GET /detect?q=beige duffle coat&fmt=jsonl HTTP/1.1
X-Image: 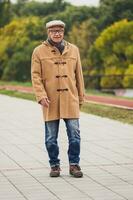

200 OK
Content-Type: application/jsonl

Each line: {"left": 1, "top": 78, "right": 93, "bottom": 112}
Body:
{"left": 31, "top": 40, "right": 85, "bottom": 121}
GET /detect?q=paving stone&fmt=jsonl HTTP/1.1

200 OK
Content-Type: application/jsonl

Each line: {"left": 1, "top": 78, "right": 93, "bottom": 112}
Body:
{"left": 0, "top": 94, "right": 133, "bottom": 200}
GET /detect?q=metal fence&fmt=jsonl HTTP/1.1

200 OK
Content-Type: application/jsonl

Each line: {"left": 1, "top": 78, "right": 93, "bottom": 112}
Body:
{"left": 84, "top": 74, "right": 133, "bottom": 89}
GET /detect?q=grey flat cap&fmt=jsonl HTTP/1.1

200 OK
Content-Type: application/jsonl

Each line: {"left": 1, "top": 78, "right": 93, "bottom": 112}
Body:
{"left": 46, "top": 20, "right": 65, "bottom": 29}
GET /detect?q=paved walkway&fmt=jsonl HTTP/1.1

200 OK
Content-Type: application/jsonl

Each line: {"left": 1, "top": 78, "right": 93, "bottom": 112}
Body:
{"left": 0, "top": 94, "right": 133, "bottom": 200}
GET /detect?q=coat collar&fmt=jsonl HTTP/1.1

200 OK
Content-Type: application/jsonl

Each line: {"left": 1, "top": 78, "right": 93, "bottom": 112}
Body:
{"left": 42, "top": 40, "right": 70, "bottom": 55}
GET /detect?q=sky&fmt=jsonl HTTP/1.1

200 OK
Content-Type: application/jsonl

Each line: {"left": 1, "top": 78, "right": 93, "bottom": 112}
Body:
{"left": 11, "top": 0, "right": 100, "bottom": 7}
{"left": 45, "top": 0, "right": 100, "bottom": 7}
{"left": 62, "top": 0, "right": 99, "bottom": 6}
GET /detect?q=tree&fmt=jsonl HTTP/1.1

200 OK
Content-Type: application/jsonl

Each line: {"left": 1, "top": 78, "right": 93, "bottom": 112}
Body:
{"left": 98, "top": 0, "right": 133, "bottom": 30}
{"left": 90, "top": 19, "right": 133, "bottom": 89}
{"left": 0, "top": 0, "right": 13, "bottom": 27}
{"left": 68, "top": 18, "right": 98, "bottom": 69}
{"left": 12, "top": 0, "right": 70, "bottom": 18}
{"left": 100, "top": 0, "right": 115, "bottom": 6}
{"left": 0, "top": 16, "right": 44, "bottom": 81}
{"left": 123, "top": 64, "right": 133, "bottom": 88}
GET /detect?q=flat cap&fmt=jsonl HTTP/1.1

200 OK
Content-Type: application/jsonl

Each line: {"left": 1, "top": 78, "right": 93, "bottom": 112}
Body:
{"left": 46, "top": 20, "right": 65, "bottom": 29}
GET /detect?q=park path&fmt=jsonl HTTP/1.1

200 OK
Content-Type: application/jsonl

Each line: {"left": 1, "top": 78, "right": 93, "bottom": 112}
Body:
{"left": 0, "top": 94, "right": 133, "bottom": 200}
{"left": 85, "top": 95, "right": 133, "bottom": 109}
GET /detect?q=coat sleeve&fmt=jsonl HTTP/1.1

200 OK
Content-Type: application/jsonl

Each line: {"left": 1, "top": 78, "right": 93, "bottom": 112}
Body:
{"left": 31, "top": 48, "right": 47, "bottom": 103}
{"left": 75, "top": 47, "right": 85, "bottom": 105}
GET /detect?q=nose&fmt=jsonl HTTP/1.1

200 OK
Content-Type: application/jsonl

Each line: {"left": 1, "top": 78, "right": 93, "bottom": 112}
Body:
{"left": 55, "top": 32, "right": 60, "bottom": 35}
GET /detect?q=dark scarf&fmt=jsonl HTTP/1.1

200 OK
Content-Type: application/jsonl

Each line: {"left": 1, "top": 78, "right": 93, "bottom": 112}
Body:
{"left": 47, "top": 38, "right": 65, "bottom": 54}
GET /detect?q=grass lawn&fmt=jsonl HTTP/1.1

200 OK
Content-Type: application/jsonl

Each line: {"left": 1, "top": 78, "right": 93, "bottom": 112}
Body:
{"left": 0, "top": 90, "right": 36, "bottom": 101}
{"left": 0, "top": 89, "right": 133, "bottom": 125}
{"left": 81, "top": 102, "right": 133, "bottom": 125}
{"left": 0, "top": 80, "right": 32, "bottom": 87}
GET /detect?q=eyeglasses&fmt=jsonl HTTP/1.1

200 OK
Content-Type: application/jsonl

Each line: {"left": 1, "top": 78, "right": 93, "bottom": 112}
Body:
{"left": 49, "top": 29, "right": 64, "bottom": 34}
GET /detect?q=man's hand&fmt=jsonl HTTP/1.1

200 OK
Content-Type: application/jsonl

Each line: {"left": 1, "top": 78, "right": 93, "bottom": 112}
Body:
{"left": 39, "top": 97, "right": 50, "bottom": 107}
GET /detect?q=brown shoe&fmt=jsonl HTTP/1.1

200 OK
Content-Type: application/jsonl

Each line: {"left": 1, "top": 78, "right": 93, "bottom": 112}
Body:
{"left": 50, "top": 166, "right": 61, "bottom": 177}
{"left": 69, "top": 165, "right": 83, "bottom": 178}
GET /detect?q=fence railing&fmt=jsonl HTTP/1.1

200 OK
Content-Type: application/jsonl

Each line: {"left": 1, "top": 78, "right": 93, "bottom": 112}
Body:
{"left": 83, "top": 74, "right": 133, "bottom": 89}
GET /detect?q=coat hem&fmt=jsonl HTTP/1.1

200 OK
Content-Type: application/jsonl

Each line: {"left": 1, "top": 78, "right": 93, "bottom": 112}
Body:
{"left": 44, "top": 116, "right": 80, "bottom": 122}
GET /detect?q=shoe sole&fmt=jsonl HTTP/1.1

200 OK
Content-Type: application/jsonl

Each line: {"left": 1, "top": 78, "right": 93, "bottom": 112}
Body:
{"left": 50, "top": 173, "right": 60, "bottom": 177}
{"left": 70, "top": 172, "right": 83, "bottom": 178}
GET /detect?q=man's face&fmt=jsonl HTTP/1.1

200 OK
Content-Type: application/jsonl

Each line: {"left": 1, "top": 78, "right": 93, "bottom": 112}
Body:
{"left": 47, "top": 26, "right": 64, "bottom": 43}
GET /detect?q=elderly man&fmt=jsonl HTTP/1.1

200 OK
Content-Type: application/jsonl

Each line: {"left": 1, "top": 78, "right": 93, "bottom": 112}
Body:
{"left": 31, "top": 20, "right": 85, "bottom": 178}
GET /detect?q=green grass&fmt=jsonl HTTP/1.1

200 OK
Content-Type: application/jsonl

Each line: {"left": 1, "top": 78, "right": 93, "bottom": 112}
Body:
{"left": 0, "top": 81, "right": 32, "bottom": 87}
{"left": 0, "top": 89, "right": 133, "bottom": 125}
{"left": 81, "top": 102, "right": 133, "bottom": 125}
{"left": 0, "top": 90, "right": 36, "bottom": 101}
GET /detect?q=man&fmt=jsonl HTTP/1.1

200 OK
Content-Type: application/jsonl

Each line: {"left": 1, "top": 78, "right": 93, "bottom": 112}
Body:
{"left": 31, "top": 20, "right": 85, "bottom": 178}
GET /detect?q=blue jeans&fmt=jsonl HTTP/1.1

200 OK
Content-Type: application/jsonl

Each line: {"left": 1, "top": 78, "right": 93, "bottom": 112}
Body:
{"left": 44, "top": 119, "right": 81, "bottom": 167}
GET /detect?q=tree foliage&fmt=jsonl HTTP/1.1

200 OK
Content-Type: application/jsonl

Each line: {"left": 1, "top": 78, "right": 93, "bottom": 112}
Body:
{"left": 0, "top": 0, "right": 133, "bottom": 89}
{"left": 0, "top": 0, "right": 13, "bottom": 27}
{"left": 98, "top": 0, "right": 133, "bottom": 31}
{"left": 0, "top": 16, "right": 44, "bottom": 81}
{"left": 68, "top": 18, "right": 98, "bottom": 69}
{"left": 91, "top": 19, "right": 133, "bottom": 88}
